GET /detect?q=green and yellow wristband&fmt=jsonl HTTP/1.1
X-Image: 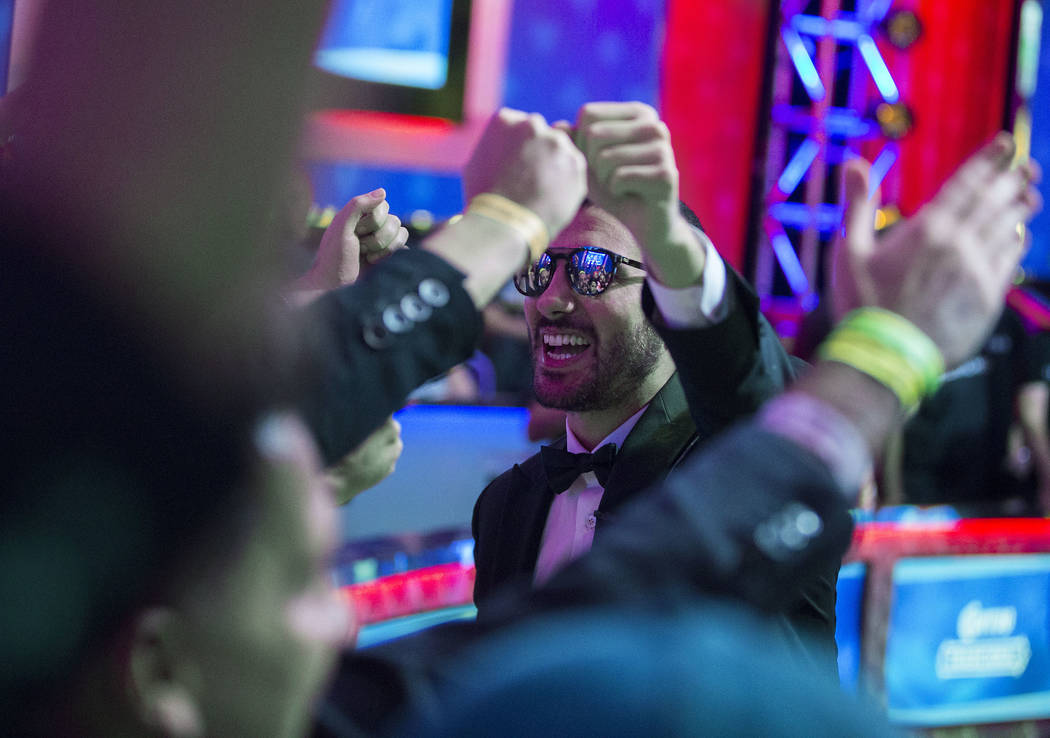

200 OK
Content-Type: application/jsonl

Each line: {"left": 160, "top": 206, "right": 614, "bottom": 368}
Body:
{"left": 817, "top": 307, "right": 944, "bottom": 411}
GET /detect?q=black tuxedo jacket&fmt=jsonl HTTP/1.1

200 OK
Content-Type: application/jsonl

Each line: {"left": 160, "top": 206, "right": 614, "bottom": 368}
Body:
{"left": 471, "top": 266, "right": 842, "bottom": 672}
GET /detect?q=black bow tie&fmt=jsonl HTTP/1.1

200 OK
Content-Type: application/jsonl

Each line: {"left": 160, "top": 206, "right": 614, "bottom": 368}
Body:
{"left": 540, "top": 443, "right": 618, "bottom": 494}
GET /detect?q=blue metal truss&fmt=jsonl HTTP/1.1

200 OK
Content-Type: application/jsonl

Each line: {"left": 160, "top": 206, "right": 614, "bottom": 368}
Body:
{"left": 759, "top": 0, "right": 906, "bottom": 307}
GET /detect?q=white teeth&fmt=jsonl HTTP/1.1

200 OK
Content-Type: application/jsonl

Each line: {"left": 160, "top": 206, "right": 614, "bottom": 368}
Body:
{"left": 542, "top": 333, "right": 590, "bottom": 348}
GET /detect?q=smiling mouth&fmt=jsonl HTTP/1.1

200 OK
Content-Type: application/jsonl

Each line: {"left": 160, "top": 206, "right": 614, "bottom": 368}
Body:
{"left": 540, "top": 331, "right": 592, "bottom": 365}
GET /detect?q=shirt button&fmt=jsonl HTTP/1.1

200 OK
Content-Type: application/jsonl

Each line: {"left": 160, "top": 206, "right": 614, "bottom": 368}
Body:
{"left": 585, "top": 514, "right": 597, "bottom": 530}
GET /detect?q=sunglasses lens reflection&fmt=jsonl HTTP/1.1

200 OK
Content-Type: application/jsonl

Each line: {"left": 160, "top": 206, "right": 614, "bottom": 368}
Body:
{"left": 513, "top": 252, "right": 552, "bottom": 296}
{"left": 512, "top": 249, "right": 618, "bottom": 297}
{"left": 570, "top": 249, "right": 615, "bottom": 296}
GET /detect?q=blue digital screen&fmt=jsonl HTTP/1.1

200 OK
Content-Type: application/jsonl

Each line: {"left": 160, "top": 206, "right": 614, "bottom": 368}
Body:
{"left": 0, "top": 0, "right": 13, "bottom": 96}
{"left": 338, "top": 404, "right": 541, "bottom": 540}
{"left": 1023, "top": 0, "right": 1050, "bottom": 278}
{"left": 885, "top": 554, "right": 1050, "bottom": 726}
{"left": 315, "top": 0, "right": 455, "bottom": 90}
{"left": 581, "top": 250, "right": 608, "bottom": 271}
{"left": 307, "top": 161, "right": 464, "bottom": 220}
{"left": 835, "top": 561, "right": 866, "bottom": 692}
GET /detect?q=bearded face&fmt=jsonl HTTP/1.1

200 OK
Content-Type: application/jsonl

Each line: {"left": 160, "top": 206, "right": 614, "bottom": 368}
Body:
{"left": 525, "top": 206, "right": 671, "bottom": 414}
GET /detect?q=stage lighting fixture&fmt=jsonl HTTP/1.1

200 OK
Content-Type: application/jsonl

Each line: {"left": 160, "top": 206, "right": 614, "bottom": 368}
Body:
{"left": 875, "top": 102, "right": 914, "bottom": 139}
{"left": 883, "top": 10, "right": 922, "bottom": 50}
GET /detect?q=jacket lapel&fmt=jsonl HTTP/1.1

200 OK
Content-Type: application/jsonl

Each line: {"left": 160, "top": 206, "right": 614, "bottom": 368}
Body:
{"left": 596, "top": 373, "right": 696, "bottom": 519}
{"left": 490, "top": 440, "right": 562, "bottom": 587}
{"left": 490, "top": 374, "right": 697, "bottom": 579}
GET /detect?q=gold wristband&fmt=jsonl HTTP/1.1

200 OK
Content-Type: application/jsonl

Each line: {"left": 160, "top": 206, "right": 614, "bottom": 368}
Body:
{"left": 466, "top": 193, "right": 549, "bottom": 263}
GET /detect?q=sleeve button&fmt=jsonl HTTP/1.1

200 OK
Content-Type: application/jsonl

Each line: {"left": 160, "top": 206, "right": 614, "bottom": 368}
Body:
{"left": 363, "top": 317, "right": 394, "bottom": 349}
{"left": 400, "top": 293, "right": 432, "bottom": 322}
{"left": 382, "top": 305, "right": 413, "bottom": 334}
{"left": 418, "top": 278, "right": 450, "bottom": 307}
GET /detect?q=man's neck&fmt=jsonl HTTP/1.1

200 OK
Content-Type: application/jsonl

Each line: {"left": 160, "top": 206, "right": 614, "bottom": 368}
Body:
{"left": 563, "top": 355, "right": 676, "bottom": 450}
{"left": 566, "top": 406, "right": 644, "bottom": 451}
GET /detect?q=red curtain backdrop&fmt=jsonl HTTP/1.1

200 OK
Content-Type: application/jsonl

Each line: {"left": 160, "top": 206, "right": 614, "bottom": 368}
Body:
{"left": 879, "top": 0, "right": 1017, "bottom": 216}
{"left": 661, "top": 0, "right": 772, "bottom": 270}
{"left": 662, "top": 0, "right": 1019, "bottom": 269}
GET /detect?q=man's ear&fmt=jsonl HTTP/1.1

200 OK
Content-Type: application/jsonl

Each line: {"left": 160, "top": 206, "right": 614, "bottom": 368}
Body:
{"left": 126, "top": 607, "right": 204, "bottom": 737}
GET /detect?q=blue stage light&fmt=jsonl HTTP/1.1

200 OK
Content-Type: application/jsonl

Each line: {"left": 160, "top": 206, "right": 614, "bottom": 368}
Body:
{"left": 858, "top": 34, "right": 900, "bottom": 103}
{"left": 783, "top": 26, "right": 826, "bottom": 101}
{"left": 869, "top": 144, "right": 899, "bottom": 196}
{"left": 771, "top": 230, "right": 811, "bottom": 296}
{"left": 778, "top": 138, "right": 821, "bottom": 194}
{"left": 770, "top": 202, "right": 845, "bottom": 232}
{"left": 860, "top": 0, "right": 894, "bottom": 25}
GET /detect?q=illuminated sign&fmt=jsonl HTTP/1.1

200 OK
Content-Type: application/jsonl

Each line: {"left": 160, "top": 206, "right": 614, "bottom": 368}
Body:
{"left": 886, "top": 555, "right": 1050, "bottom": 726}
{"left": 580, "top": 251, "right": 609, "bottom": 271}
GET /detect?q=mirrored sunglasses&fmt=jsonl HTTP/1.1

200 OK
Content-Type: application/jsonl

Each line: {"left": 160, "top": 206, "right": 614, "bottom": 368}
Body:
{"left": 513, "top": 246, "right": 646, "bottom": 297}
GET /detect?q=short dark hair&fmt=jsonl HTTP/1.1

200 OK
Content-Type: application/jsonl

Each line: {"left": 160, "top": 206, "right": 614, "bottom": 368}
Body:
{"left": 579, "top": 198, "right": 706, "bottom": 233}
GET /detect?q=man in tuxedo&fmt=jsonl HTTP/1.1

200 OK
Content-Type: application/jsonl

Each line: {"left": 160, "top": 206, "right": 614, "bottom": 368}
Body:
{"left": 10, "top": 1, "right": 1040, "bottom": 735}
{"left": 470, "top": 102, "right": 838, "bottom": 670}
{"left": 7, "top": 18, "right": 1037, "bottom": 726}
{"left": 323, "top": 134, "right": 1041, "bottom": 736}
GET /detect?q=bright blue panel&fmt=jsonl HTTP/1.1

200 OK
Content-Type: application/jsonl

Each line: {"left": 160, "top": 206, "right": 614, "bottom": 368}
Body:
{"left": 501, "top": 0, "right": 666, "bottom": 123}
{"left": 835, "top": 561, "right": 866, "bottom": 692}
{"left": 307, "top": 161, "right": 464, "bottom": 221}
{"left": 316, "top": 0, "right": 454, "bottom": 90}
{"left": 1024, "top": 0, "right": 1050, "bottom": 279}
{"left": 357, "top": 604, "right": 478, "bottom": 648}
{"left": 339, "top": 405, "right": 541, "bottom": 541}
{"left": 886, "top": 554, "right": 1050, "bottom": 726}
{"left": 0, "top": 0, "right": 13, "bottom": 96}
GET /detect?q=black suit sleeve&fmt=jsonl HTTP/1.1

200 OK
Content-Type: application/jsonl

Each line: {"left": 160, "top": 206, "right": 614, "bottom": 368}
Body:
{"left": 642, "top": 263, "right": 802, "bottom": 438}
{"left": 643, "top": 261, "right": 839, "bottom": 672}
{"left": 296, "top": 248, "right": 483, "bottom": 466}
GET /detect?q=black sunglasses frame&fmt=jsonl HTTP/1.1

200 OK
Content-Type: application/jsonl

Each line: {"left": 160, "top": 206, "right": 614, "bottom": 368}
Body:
{"left": 513, "top": 246, "right": 646, "bottom": 298}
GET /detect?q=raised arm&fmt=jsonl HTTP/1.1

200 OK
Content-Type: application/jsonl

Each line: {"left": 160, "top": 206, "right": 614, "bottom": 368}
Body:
{"left": 509, "top": 134, "right": 1042, "bottom": 616}
{"left": 432, "top": 108, "right": 587, "bottom": 306}
{"left": 572, "top": 101, "right": 707, "bottom": 287}
{"left": 573, "top": 101, "right": 800, "bottom": 432}
{"left": 297, "top": 110, "right": 586, "bottom": 462}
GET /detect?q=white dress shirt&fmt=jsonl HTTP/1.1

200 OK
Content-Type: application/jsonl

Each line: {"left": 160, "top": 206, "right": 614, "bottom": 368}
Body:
{"left": 533, "top": 231, "right": 728, "bottom": 585}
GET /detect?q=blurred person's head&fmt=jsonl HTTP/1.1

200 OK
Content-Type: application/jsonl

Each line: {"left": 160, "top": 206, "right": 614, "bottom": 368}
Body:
{"left": 2, "top": 222, "right": 346, "bottom": 737}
